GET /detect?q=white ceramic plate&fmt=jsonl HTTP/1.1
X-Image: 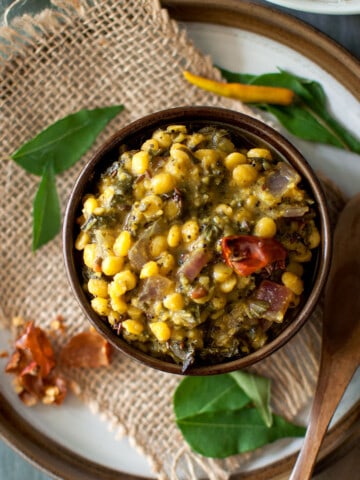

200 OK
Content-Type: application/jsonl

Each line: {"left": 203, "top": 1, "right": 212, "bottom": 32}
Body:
{"left": 263, "top": 0, "right": 360, "bottom": 14}
{"left": 1, "top": 12, "right": 360, "bottom": 480}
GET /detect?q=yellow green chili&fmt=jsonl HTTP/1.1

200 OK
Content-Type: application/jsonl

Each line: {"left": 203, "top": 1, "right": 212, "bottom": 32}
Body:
{"left": 183, "top": 70, "right": 295, "bottom": 105}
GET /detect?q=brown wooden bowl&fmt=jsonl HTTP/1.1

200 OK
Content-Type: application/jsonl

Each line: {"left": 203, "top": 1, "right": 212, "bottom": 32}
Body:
{"left": 63, "top": 106, "right": 331, "bottom": 375}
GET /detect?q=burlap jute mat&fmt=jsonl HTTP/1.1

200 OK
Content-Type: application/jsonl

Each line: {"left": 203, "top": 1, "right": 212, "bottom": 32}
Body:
{"left": 0, "top": 1, "right": 345, "bottom": 479}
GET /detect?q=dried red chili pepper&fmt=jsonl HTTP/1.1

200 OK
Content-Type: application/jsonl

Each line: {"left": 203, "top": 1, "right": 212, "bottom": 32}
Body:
{"left": 15, "top": 321, "right": 55, "bottom": 377}
{"left": 60, "top": 330, "right": 112, "bottom": 368}
{"left": 5, "top": 321, "right": 66, "bottom": 406}
{"left": 221, "top": 235, "right": 287, "bottom": 276}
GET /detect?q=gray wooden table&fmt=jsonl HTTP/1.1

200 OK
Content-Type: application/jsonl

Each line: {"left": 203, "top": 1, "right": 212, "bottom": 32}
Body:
{"left": 1, "top": 1, "right": 359, "bottom": 479}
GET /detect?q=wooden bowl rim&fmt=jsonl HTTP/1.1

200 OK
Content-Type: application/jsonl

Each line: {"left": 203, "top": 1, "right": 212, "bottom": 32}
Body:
{"left": 63, "top": 106, "right": 332, "bottom": 375}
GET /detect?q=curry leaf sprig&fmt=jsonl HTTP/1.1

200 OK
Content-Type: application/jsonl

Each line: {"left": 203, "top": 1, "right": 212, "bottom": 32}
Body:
{"left": 173, "top": 371, "right": 305, "bottom": 458}
{"left": 11, "top": 106, "right": 124, "bottom": 251}
{"left": 219, "top": 68, "right": 360, "bottom": 154}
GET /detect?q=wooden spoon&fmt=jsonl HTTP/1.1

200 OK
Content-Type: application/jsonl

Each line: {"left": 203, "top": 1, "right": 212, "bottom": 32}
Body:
{"left": 289, "top": 193, "right": 360, "bottom": 480}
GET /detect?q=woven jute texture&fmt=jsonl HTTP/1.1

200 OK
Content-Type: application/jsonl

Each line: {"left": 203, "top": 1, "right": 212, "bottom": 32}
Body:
{"left": 0, "top": 1, "right": 345, "bottom": 479}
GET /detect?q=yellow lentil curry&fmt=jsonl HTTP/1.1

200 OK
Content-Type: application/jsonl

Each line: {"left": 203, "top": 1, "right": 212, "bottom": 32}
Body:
{"left": 75, "top": 124, "right": 320, "bottom": 371}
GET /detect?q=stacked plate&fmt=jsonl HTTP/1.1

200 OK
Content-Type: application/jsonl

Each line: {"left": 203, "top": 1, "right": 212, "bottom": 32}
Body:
{"left": 264, "top": 0, "right": 360, "bottom": 14}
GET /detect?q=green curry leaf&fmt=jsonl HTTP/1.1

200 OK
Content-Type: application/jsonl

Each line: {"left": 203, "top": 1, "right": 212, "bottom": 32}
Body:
{"left": 176, "top": 408, "right": 305, "bottom": 458}
{"left": 174, "top": 375, "right": 250, "bottom": 420}
{"left": 174, "top": 372, "right": 305, "bottom": 458}
{"left": 11, "top": 105, "right": 124, "bottom": 250}
{"left": 229, "top": 370, "right": 272, "bottom": 427}
{"left": 11, "top": 105, "right": 124, "bottom": 176}
{"left": 32, "top": 162, "right": 61, "bottom": 251}
{"left": 219, "top": 68, "right": 360, "bottom": 154}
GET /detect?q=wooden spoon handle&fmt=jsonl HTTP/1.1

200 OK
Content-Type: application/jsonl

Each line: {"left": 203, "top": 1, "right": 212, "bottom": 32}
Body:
{"left": 291, "top": 194, "right": 360, "bottom": 480}
{"left": 289, "top": 348, "right": 357, "bottom": 480}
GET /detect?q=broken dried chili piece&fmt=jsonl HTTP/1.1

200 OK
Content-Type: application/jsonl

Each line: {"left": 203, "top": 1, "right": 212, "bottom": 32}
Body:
{"left": 15, "top": 321, "right": 55, "bottom": 377}
{"left": 60, "top": 330, "right": 112, "bottom": 368}
{"left": 4, "top": 319, "right": 114, "bottom": 407}
{"left": 221, "top": 235, "right": 287, "bottom": 276}
{"left": 4, "top": 349, "right": 23, "bottom": 374}
{"left": 5, "top": 321, "right": 66, "bottom": 406}
{"left": 190, "top": 285, "right": 208, "bottom": 300}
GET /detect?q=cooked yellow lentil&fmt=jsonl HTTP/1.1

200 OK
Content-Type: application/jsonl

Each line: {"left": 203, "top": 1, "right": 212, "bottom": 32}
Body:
{"left": 77, "top": 124, "right": 320, "bottom": 371}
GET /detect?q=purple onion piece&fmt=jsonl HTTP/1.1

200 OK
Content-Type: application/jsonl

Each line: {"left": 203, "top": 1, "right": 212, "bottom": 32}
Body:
{"left": 138, "top": 275, "right": 173, "bottom": 304}
{"left": 266, "top": 162, "right": 301, "bottom": 197}
{"left": 283, "top": 206, "right": 309, "bottom": 218}
{"left": 178, "top": 248, "right": 212, "bottom": 282}
{"left": 128, "top": 220, "right": 163, "bottom": 271}
{"left": 254, "top": 280, "right": 293, "bottom": 323}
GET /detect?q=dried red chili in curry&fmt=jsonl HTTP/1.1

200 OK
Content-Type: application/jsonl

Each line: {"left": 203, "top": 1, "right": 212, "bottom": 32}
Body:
{"left": 221, "top": 235, "right": 287, "bottom": 276}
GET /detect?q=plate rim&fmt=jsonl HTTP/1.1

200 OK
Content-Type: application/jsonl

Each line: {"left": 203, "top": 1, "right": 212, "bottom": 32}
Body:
{"left": 165, "top": 0, "right": 360, "bottom": 100}
{"left": 1, "top": 389, "right": 359, "bottom": 480}
{"left": 261, "top": 0, "right": 360, "bottom": 15}
{"left": 1, "top": 0, "right": 360, "bottom": 478}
